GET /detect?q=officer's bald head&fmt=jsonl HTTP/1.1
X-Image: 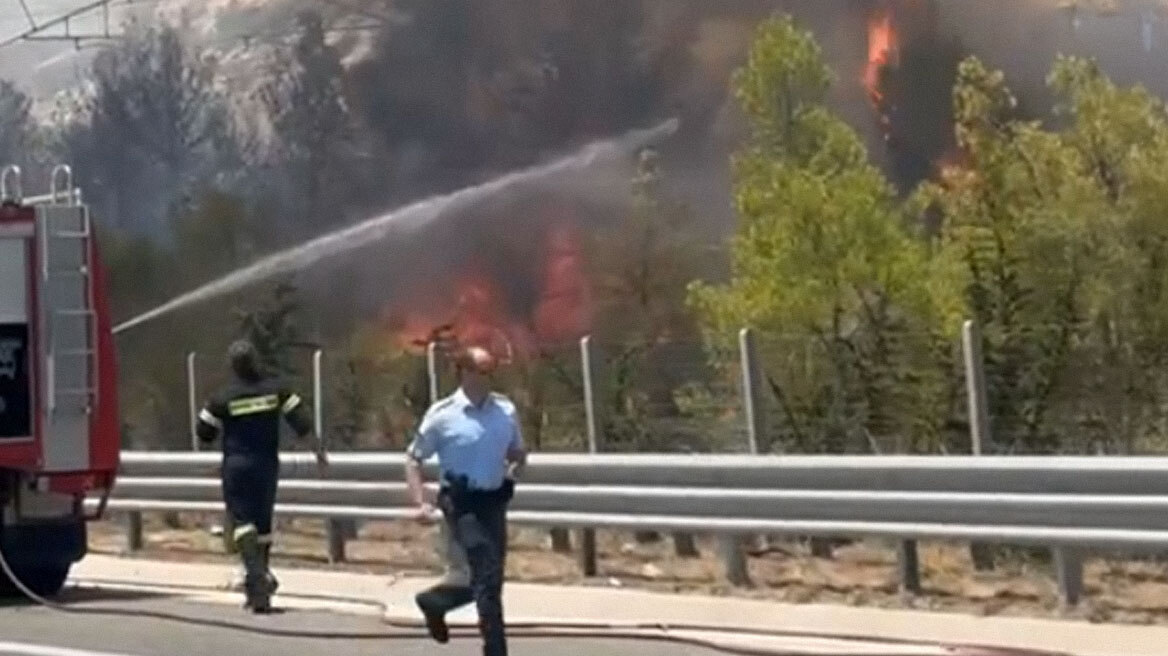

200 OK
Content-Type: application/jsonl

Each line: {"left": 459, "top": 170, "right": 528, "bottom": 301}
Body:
{"left": 454, "top": 346, "right": 498, "bottom": 405}
{"left": 455, "top": 345, "right": 497, "bottom": 376}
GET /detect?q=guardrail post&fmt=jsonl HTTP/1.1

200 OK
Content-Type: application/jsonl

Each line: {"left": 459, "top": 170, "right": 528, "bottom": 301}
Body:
{"left": 1054, "top": 547, "right": 1083, "bottom": 608}
{"left": 719, "top": 533, "right": 751, "bottom": 587}
{"left": 126, "top": 511, "right": 143, "bottom": 552}
{"left": 577, "top": 336, "right": 599, "bottom": 577}
{"left": 962, "top": 320, "right": 996, "bottom": 572}
{"left": 897, "top": 539, "right": 921, "bottom": 595}
{"left": 672, "top": 531, "right": 699, "bottom": 558}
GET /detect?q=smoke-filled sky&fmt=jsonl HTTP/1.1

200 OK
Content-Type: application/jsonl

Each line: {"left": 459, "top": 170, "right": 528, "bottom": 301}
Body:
{"left": 6, "top": 0, "right": 1168, "bottom": 352}
{"left": 6, "top": 1, "right": 1168, "bottom": 284}
{"left": 4, "top": 1, "right": 1167, "bottom": 101}
{"left": 7, "top": 0, "right": 1167, "bottom": 237}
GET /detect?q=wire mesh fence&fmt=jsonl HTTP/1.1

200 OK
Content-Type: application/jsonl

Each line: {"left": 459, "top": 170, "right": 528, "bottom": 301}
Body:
{"left": 168, "top": 320, "right": 1168, "bottom": 457}
{"left": 989, "top": 328, "right": 1168, "bottom": 456}
{"left": 498, "top": 341, "right": 588, "bottom": 453}
{"left": 751, "top": 329, "right": 968, "bottom": 455}
{"left": 590, "top": 337, "right": 747, "bottom": 454}
{"left": 317, "top": 347, "right": 427, "bottom": 451}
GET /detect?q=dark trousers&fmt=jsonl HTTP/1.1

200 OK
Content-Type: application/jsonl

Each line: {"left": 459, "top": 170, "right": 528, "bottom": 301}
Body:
{"left": 419, "top": 485, "right": 510, "bottom": 656}
{"left": 221, "top": 456, "right": 279, "bottom": 539}
{"left": 222, "top": 456, "right": 279, "bottom": 605}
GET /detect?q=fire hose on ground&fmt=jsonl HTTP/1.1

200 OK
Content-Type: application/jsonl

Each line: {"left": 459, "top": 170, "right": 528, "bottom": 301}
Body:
{"left": 0, "top": 543, "right": 1059, "bottom": 656}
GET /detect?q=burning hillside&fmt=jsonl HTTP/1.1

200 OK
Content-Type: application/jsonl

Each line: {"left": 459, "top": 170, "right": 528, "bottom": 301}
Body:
{"left": 855, "top": 0, "right": 965, "bottom": 192}
{"left": 865, "top": 9, "right": 899, "bottom": 108}
{"left": 382, "top": 213, "right": 593, "bottom": 361}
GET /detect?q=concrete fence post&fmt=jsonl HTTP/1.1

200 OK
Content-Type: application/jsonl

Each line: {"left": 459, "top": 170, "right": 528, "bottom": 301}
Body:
{"left": 717, "top": 328, "right": 761, "bottom": 587}
{"left": 313, "top": 350, "right": 325, "bottom": 451}
{"left": 426, "top": 341, "right": 440, "bottom": 405}
{"left": 546, "top": 335, "right": 575, "bottom": 553}
{"left": 739, "top": 328, "right": 763, "bottom": 453}
{"left": 315, "top": 350, "right": 348, "bottom": 563}
{"left": 187, "top": 352, "right": 198, "bottom": 452}
{"left": 962, "top": 320, "right": 991, "bottom": 456}
{"left": 171, "top": 352, "right": 195, "bottom": 534}
{"left": 962, "top": 320, "right": 996, "bottom": 572}
{"left": 577, "top": 336, "right": 599, "bottom": 577}
{"left": 426, "top": 341, "right": 472, "bottom": 583}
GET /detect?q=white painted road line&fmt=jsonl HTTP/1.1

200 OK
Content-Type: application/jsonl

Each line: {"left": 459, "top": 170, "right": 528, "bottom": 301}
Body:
{"left": 0, "top": 641, "right": 138, "bottom": 656}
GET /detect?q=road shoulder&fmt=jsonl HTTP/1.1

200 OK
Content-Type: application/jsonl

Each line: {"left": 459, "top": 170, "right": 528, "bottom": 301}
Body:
{"left": 72, "top": 554, "right": 1160, "bottom": 656}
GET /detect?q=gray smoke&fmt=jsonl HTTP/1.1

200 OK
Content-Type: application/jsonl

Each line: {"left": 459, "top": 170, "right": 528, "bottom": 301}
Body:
{"left": 112, "top": 118, "right": 679, "bottom": 334}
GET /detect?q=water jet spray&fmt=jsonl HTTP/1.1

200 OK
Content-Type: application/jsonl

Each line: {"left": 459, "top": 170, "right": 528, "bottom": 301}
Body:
{"left": 112, "top": 119, "right": 679, "bottom": 335}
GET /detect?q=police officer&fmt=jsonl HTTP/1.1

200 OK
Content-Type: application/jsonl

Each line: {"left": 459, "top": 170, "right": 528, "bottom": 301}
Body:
{"left": 406, "top": 345, "right": 527, "bottom": 656}
{"left": 195, "top": 340, "right": 327, "bottom": 613}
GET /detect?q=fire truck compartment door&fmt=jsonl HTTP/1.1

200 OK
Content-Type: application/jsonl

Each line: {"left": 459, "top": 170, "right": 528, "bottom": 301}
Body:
{"left": 38, "top": 205, "right": 93, "bottom": 472}
{"left": 0, "top": 238, "right": 32, "bottom": 442}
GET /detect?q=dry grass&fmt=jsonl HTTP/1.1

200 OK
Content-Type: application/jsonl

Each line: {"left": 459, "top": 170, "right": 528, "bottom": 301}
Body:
{"left": 88, "top": 516, "right": 1168, "bottom": 625}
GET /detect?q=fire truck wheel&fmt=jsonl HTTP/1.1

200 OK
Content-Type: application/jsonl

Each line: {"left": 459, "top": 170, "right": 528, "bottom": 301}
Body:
{"left": 25, "top": 564, "right": 70, "bottom": 597}
{"left": 0, "top": 563, "right": 70, "bottom": 598}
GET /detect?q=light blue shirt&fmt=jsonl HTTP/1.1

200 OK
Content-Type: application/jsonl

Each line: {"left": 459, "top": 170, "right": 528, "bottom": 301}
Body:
{"left": 408, "top": 388, "right": 523, "bottom": 491}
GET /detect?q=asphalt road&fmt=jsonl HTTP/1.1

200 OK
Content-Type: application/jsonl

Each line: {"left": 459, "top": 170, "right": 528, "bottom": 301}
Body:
{"left": 0, "top": 586, "right": 733, "bottom": 656}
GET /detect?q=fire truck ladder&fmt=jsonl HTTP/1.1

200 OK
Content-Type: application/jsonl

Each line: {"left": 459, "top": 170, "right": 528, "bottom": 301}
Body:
{"left": 37, "top": 165, "right": 97, "bottom": 424}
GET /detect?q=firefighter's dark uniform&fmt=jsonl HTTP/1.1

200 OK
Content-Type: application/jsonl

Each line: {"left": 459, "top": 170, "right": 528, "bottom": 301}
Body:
{"left": 409, "top": 388, "right": 521, "bottom": 656}
{"left": 195, "top": 367, "right": 312, "bottom": 612}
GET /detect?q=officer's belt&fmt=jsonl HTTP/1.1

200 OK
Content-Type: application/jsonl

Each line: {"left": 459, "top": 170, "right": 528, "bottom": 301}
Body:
{"left": 441, "top": 473, "right": 514, "bottom": 504}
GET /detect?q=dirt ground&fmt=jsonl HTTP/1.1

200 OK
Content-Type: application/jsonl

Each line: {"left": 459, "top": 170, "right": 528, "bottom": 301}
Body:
{"left": 87, "top": 515, "right": 1168, "bottom": 626}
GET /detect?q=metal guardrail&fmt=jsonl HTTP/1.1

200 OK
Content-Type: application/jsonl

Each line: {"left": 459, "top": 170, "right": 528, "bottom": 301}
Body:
{"left": 118, "top": 452, "right": 1168, "bottom": 491}
{"left": 101, "top": 452, "right": 1168, "bottom": 607}
{"left": 156, "top": 320, "right": 1015, "bottom": 584}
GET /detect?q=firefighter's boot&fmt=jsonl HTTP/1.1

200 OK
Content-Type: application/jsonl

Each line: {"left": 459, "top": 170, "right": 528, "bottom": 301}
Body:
{"left": 236, "top": 532, "right": 271, "bottom": 613}
{"left": 260, "top": 541, "right": 279, "bottom": 595}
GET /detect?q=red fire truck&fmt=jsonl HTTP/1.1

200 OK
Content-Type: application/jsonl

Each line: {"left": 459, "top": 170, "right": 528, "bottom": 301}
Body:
{"left": 0, "top": 165, "right": 118, "bottom": 595}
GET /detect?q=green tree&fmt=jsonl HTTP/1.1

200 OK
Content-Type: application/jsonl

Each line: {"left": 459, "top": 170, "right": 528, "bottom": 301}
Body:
{"left": 689, "top": 15, "right": 961, "bottom": 455}
{"left": 913, "top": 57, "right": 1111, "bottom": 453}
{"left": 588, "top": 148, "right": 715, "bottom": 452}
{"left": 875, "top": 24, "right": 966, "bottom": 193}
{"left": 1043, "top": 56, "right": 1168, "bottom": 452}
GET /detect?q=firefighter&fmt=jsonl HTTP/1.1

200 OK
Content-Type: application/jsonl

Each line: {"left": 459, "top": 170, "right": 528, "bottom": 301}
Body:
{"left": 195, "top": 340, "right": 328, "bottom": 613}
{"left": 406, "top": 345, "right": 526, "bottom": 656}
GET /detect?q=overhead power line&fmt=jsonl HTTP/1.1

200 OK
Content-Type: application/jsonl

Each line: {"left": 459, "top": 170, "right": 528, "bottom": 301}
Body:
{"left": 1, "top": 0, "right": 386, "bottom": 52}
{"left": 0, "top": 0, "right": 121, "bottom": 49}
{"left": 15, "top": 0, "right": 36, "bottom": 30}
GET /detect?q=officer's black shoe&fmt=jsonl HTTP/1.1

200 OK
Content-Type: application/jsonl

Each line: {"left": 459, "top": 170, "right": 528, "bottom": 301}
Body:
{"left": 414, "top": 592, "right": 449, "bottom": 644}
{"left": 243, "top": 593, "right": 273, "bottom": 614}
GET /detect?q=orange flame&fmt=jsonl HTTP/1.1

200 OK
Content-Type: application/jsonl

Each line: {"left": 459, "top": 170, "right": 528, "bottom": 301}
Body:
{"left": 864, "top": 11, "right": 897, "bottom": 106}
{"left": 533, "top": 223, "right": 592, "bottom": 344}
{"left": 387, "top": 219, "right": 592, "bottom": 362}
